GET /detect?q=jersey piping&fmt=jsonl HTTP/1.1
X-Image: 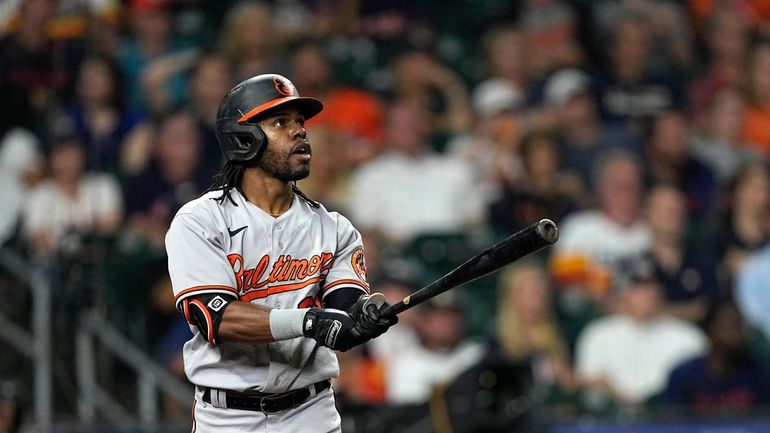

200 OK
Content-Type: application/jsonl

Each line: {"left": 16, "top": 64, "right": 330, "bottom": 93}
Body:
{"left": 174, "top": 285, "right": 239, "bottom": 306}
{"left": 322, "top": 279, "right": 370, "bottom": 295}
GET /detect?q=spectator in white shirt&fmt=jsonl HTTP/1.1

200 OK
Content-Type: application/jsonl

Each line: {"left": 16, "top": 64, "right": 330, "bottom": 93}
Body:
{"left": 384, "top": 293, "right": 484, "bottom": 405}
{"left": 551, "top": 149, "right": 651, "bottom": 303}
{"left": 575, "top": 260, "right": 707, "bottom": 408}
{"left": 22, "top": 137, "right": 123, "bottom": 259}
{"left": 349, "top": 98, "right": 485, "bottom": 245}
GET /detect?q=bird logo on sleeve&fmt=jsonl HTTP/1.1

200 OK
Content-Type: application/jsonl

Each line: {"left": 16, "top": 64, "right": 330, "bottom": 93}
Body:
{"left": 351, "top": 248, "right": 368, "bottom": 283}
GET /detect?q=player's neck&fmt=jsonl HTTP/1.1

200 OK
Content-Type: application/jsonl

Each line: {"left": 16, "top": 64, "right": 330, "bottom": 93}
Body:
{"left": 241, "top": 170, "right": 294, "bottom": 217}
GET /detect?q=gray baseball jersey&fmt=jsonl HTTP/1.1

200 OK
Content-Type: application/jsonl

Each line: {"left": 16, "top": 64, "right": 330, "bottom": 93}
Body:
{"left": 165, "top": 190, "right": 370, "bottom": 393}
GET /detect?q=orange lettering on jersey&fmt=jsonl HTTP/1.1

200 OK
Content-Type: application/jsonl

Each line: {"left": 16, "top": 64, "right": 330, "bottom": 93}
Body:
{"left": 297, "top": 295, "right": 322, "bottom": 309}
{"left": 320, "top": 252, "right": 334, "bottom": 272}
{"left": 287, "top": 259, "right": 308, "bottom": 280}
{"left": 307, "top": 255, "right": 321, "bottom": 274}
{"left": 230, "top": 251, "right": 335, "bottom": 299}
{"left": 250, "top": 255, "right": 270, "bottom": 289}
{"left": 228, "top": 254, "right": 270, "bottom": 292}
{"left": 269, "top": 255, "right": 287, "bottom": 282}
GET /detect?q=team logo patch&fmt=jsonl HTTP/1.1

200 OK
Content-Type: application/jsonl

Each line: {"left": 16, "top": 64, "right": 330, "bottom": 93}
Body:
{"left": 207, "top": 296, "right": 227, "bottom": 312}
{"left": 274, "top": 77, "right": 295, "bottom": 96}
{"left": 351, "top": 248, "right": 368, "bottom": 283}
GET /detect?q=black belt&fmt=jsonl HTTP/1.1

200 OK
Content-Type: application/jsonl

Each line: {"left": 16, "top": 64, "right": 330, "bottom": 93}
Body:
{"left": 201, "top": 380, "right": 331, "bottom": 413}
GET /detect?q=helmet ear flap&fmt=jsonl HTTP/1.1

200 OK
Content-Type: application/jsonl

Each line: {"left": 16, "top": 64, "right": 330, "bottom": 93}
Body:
{"left": 216, "top": 121, "right": 267, "bottom": 162}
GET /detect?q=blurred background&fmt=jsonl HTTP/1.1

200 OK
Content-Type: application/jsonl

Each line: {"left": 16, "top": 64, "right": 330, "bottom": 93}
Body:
{"left": 1, "top": 0, "right": 770, "bottom": 432}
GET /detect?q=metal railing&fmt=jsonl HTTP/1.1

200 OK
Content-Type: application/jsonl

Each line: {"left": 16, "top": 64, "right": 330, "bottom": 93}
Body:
{"left": 0, "top": 247, "right": 193, "bottom": 430}
{"left": 75, "top": 310, "right": 193, "bottom": 427}
{"left": 0, "top": 248, "right": 53, "bottom": 430}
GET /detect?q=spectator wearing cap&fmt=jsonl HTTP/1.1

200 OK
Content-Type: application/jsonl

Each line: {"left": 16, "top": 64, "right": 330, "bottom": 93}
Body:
{"left": 544, "top": 68, "right": 642, "bottom": 194}
{"left": 446, "top": 78, "right": 527, "bottom": 205}
{"left": 574, "top": 259, "right": 707, "bottom": 409}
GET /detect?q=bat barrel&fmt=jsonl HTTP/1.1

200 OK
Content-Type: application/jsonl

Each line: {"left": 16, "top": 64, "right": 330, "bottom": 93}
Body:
{"left": 380, "top": 219, "right": 559, "bottom": 317}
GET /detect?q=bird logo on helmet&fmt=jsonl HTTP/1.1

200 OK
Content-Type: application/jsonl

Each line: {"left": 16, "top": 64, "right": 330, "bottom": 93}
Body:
{"left": 214, "top": 74, "right": 323, "bottom": 162}
{"left": 273, "top": 77, "right": 296, "bottom": 96}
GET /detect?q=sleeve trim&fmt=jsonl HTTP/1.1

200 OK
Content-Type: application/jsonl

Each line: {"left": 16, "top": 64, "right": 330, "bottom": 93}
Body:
{"left": 322, "top": 279, "right": 369, "bottom": 297}
{"left": 174, "top": 285, "right": 238, "bottom": 302}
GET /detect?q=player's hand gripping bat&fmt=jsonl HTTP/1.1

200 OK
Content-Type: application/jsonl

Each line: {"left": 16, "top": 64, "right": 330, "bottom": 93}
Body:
{"left": 367, "top": 219, "right": 559, "bottom": 317}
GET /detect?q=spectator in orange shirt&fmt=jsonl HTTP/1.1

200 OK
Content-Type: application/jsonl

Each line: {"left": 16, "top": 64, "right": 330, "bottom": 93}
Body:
{"left": 289, "top": 40, "right": 384, "bottom": 165}
{"left": 740, "top": 39, "right": 770, "bottom": 154}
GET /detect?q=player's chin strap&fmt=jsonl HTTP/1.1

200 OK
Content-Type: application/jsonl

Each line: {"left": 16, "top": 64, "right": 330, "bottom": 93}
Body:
{"left": 282, "top": 342, "right": 320, "bottom": 394}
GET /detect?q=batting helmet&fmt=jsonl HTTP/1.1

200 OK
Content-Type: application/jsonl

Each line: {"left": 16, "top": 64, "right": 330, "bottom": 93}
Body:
{"left": 215, "top": 74, "right": 323, "bottom": 162}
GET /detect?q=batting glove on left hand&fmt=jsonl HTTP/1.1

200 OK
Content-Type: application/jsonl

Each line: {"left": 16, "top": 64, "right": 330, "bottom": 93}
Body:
{"left": 303, "top": 308, "right": 370, "bottom": 352}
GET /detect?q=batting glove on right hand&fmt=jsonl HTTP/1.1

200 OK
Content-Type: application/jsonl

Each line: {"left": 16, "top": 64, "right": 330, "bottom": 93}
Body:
{"left": 349, "top": 293, "right": 398, "bottom": 339}
{"left": 303, "top": 308, "right": 369, "bottom": 352}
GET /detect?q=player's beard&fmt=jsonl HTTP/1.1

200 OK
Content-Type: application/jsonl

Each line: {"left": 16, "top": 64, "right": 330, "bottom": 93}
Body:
{"left": 258, "top": 143, "right": 311, "bottom": 182}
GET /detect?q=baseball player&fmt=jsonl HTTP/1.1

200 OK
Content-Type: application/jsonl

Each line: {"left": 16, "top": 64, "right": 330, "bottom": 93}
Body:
{"left": 165, "top": 73, "right": 398, "bottom": 432}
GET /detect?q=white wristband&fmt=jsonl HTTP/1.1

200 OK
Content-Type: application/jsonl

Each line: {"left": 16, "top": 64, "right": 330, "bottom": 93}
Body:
{"left": 269, "top": 308, "right": 308, "bottom": 341}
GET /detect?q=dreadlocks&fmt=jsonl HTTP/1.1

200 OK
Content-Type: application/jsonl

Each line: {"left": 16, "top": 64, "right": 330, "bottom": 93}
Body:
{"left": 292, "top": 183, "right": 320, "bottom": 208}
{"left": 204, "top": 161, "right": 320, "bottom": 209}
{"left": 205, "top": 161, "right": 245, "bottom": 206}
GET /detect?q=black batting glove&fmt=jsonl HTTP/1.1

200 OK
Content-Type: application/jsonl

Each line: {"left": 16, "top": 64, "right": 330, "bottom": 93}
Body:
{"left": 349, "top": 293, "right": 399, "bottom": 339}
{"left": 303, "top": 308, "right": 370, "bottom": 352}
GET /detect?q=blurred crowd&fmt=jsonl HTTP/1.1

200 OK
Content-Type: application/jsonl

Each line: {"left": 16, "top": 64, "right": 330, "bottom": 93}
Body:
{"left": 2, "top": 0, "right": 770, "bottom": 431}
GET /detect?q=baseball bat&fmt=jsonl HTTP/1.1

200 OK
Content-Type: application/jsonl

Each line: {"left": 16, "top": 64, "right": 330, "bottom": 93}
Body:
{"left": 380, "top": 219, "right": 559, "bottom": 316}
